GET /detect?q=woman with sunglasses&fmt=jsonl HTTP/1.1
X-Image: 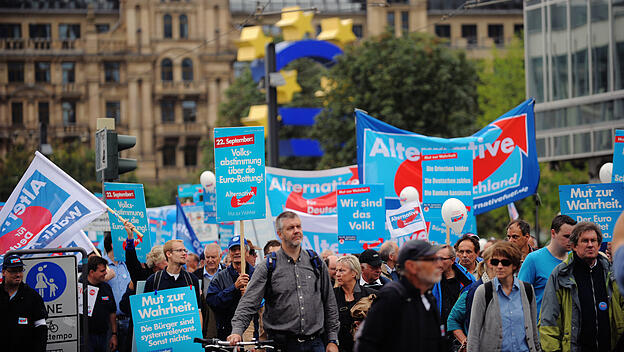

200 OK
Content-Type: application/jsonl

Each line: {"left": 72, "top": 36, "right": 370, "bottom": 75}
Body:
{"left": 467, "top": 241, "right": 540, "bottom": 352}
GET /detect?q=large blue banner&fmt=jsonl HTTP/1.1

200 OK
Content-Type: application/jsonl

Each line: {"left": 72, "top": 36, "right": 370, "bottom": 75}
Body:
{"left": 421, "top": 150, "right": 476, "bottom": 244}
{"left": 214, "top": 127, "right": 266, "bottom": 221}
{"left": 104, "top": 183, "right": 152, "bottom": 262}
{"left": 130, "top": 286, "right": 203, "bottom": 352}
{"left": 176, "top": 198, "right": 203, "bottom": 257}
{"left": 613, "top": 130, "right": 624, "bottom": 182}
{"left": 356, "top": 99, "right": 539, "bottom": 214}
{"left": 559, "top": 183, "right": 624, "bottom": 242}
{"left": 337, "top": 184, "right": 386, "bottom": 253}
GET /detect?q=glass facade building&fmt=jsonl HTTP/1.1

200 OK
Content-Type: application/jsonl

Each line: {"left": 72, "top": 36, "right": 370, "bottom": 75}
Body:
{"left": 525, "top": 0, "right": 624, "bottom": 161}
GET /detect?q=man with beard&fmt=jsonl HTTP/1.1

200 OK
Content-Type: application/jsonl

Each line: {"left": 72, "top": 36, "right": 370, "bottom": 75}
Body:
{"left": 228, "top": 211, "right": 339, "bottom": 352}
{"left": 354, "top": 240, "right": 445, "bottom": 352}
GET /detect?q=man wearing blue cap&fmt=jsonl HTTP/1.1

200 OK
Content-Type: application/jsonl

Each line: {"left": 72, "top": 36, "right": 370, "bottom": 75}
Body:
{"left": 0, "top": 254, "right": 48, "bottom": 352}
{"left": 206, "top": 235, "right": 255, "bottom": 340}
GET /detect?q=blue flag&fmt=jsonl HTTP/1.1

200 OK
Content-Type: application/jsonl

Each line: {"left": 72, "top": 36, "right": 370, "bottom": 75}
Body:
{"left": 175, "top": 197, "right": 203, "bottom": 257}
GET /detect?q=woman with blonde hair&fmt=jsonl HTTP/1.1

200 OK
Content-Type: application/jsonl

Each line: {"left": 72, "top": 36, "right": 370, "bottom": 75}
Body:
{"left": 333, "top": 255, "right": 376, "bottom": 352}
{"left": 467, "top": 241, "right": 540, "bottom": 352}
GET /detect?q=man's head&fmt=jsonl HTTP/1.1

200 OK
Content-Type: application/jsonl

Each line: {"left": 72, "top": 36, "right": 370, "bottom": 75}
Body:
{"left": 454, "top": 234, "right": 480, "bottom": 269}
{"left": 570, "top": 222, "right": 602, "bottom": 263}
{"left": 87, "top": 256, "right": 109, "bottom": 284}
{"left": 379, "top": 240, "right": 399, "bottom": 267}
{"left": 397, "top": 240, "right": 443, "bottom": 289}
{"left": 550, "top": 215, "right": 577, "bottom": 252}
{"left": 104, "top": 232, "right": 113, "bottom": 254}
{"left": 146, "top": 245, "right": 167, "bottom": 271}
{"left": 506, "top": 219, "right": 531, "bottom": 249}
{"left": 325, "top": 255, "right": 338, "bottom": 280}
{"left": 163, "top": 239, "right": 188, "bottom": 265}
{"left": 2, "top": 254, "right": 25, "bottom": 288}
{"left": 359, "top": 249, "right": 383, "bottom": 283}
{"left": 436, "top": 245, "right": 456, "bottom": 274}
{"left": 246, "top": 239, "right": 260, "bottom": 266}
{"left": 263, "top": 240, "right": 281, "bottom": 256}
{"left": 321, "top": 249, "right": 335, "bottom": 261}
{"left": 204, "top": 243, "right": 221, "bottom": 272}
{"left": 227, "top": 236, "right": 249, "bottom": 270}
{"left": 276, "top": 211, "right": 303, "bottom": 248}
{"left": 186, "top": 253, "right": 200, "bottom": 272}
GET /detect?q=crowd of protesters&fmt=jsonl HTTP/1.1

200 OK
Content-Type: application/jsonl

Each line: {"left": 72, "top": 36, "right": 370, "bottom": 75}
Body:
{"left": 3, "top": 210, "right": 624, "bottom": 352}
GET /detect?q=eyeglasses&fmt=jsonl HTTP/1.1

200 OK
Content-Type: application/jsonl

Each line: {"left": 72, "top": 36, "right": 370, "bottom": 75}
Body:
{"left": 438, "top": 256, "right": 454, "bottom": 261}
{"left": 490, "top": 259, "right": 512, "bottom": 266}
{"left": 5, "top": 268, "right": 24, "bottom": 274}
{"left": 507, "top": 235, "right": 522, "bottom": 240}
{"left": 172, "top": 249, "right": 189, "bottom": 254}
{"left": 417, "top": 257, "right": 445, "bottom": 263}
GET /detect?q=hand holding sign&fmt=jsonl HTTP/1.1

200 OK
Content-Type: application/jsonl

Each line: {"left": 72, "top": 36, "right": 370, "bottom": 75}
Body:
{"left": 441, "top": 198, "right": 467, "bottom": 244}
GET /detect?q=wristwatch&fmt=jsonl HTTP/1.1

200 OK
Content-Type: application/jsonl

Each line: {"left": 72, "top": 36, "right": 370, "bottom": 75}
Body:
{"left": 328, "top": 339, "right": 339, "bottom": 346}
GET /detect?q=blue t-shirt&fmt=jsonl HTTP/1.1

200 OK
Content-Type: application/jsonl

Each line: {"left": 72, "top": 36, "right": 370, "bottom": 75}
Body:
{"left": 518, "top": 247, "right": 563, "bottom": 317}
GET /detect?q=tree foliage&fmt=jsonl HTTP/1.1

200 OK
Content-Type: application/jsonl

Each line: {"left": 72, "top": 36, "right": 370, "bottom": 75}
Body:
{"left": 311, "top": 32, "right": 480, "bottom": 168}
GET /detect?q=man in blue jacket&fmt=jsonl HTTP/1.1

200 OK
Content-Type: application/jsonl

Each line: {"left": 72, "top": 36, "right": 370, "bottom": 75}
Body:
{"left": 206, "top": 236, "right": 255, "bottom": 340}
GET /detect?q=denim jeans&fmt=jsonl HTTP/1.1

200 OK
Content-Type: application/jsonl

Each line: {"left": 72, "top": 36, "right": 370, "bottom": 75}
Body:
{"left": 276, "top": 337, "right": 325, "bottom": 352}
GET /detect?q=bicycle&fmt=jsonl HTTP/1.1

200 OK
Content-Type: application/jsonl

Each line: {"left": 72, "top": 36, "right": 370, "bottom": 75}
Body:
{"left": 193, "top": 337, "right": 276, "bottom": 352}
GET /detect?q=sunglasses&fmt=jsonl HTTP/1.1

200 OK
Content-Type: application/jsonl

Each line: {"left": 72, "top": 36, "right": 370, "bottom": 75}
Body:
{"left": 490, "top": 258, "right": 512, "bottom": 266}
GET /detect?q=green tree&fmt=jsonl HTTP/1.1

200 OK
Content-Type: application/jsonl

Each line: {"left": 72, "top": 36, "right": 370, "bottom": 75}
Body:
{"left": 311, "top": 32, "right": 479, "bottom": 168}
{"left": 217, "top": 67, "right": 264, "bottom": 127}
{"left": 50, "top": 141, "right": 100, "bottom": 193}
{"left": 476, "top": 37, "right": 526, "bottom": 128}
{"left": 0, "top": 144, "right": 35, "bottom": 201}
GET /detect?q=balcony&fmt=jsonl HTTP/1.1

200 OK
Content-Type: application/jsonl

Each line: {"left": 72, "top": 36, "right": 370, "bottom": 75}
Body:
{"left": 155, "top": 80, "right": 206, "bottom": 96}
{"left": 57, "top": 82, "right": 83, "bottom": 98}
{"left": 0, "top": 38, "right": 84, "bottom": 53}
{"left": 51, "top": 123, "right": 90, "bottom": 139}
{"left": 98, "top": 39, "right": 127, "bottom": 54}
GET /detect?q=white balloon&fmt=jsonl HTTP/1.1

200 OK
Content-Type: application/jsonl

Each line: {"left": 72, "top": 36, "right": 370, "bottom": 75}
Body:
{"left": 399, "top": 186, "right": 420, "bottom": 205}
{"left": 599, "top": 163, "right": 613, "bottom": 183}
{"left": 441, "top": 198, "right": 467, "bottom": 235}
{"left": 200, "top": 171, "right": 216, "bottom": 190}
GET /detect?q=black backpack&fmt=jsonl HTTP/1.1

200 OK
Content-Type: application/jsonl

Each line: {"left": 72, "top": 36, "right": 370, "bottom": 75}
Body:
{"left": 265, "top": 249, "right": 323, "bottom": 296}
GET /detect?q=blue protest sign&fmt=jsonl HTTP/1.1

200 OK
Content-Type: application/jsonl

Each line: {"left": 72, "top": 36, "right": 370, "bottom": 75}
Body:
{"left": 177, "top": 184, "right": 203, "bottom": 199}
{"left": 337, "top": 184, "right": 386, "bottom": 253}
{"left": 559, "top": 183, "right": 624, "bottom": 242}
{"left": 203, "top": 190, "right": 217, "bottom": 224}
{"left": 130, "top": 286, "right": 203, "bottom": 352}
{"left": 214, "top": 127, "right": 266, "bottom": 221}
{"left": 421, "top": 150, "right": 476, "bottom": 244}
{"left": 218, "top": 222, "right": 235, "bottom": 251}
{"left": 613, "top": 130, "right": 624, "bottom": 182}
{"left": 104, "top": 183, "right": 151, "bottom": 262}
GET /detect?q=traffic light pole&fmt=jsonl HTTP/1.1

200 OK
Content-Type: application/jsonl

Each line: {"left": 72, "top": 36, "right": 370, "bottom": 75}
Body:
{"left": 265, "top": 42, "right": 279, "bottom": 167}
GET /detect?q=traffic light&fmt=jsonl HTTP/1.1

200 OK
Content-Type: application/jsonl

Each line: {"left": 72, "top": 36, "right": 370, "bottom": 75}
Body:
{"left": 96, "top": 129, "right": 137, "bottom": 182}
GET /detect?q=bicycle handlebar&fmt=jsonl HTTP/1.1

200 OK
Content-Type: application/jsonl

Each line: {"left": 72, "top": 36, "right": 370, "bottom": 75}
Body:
{"left": 193, "top": 337, "right": 275, "bottom": 348}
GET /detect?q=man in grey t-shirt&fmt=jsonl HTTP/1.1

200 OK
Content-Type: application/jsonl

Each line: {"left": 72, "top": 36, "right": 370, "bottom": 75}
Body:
{"left": 227, "top": 211, "right": 339, "bottom": 352}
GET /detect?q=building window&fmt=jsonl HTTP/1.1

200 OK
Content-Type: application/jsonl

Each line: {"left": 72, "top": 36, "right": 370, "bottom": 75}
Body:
{"left": 38, "top": 102, "right": 49, "bottom": 124}
{"left": 184, "top": 139, "right": 199, "bottom": 166}
{"left": 353, "top": 24, "right": 363, "bottom": 39}
{"left": 163, "top": 138, "right": 177, "bottom": 166}
{"left": 11, "top": 102, "right": 23, "bottom": 125}
{"left": 591, "top": 0, "right": 609, "bottom": 94}
{"left": 550, "top": 2, "right": 568, "bottom": 100}
{"left": 29, "top": 23, "right": 50, "bottom": 49}
{"left": 461, "top": 24, "right": 477, "bottom": 46}
{"left": 161, "top": 100, "right": 175, "bottom": 123}
{"left": 164, "top": 14, "right": 172, "bottom": 38}
{"left": 182, "top": 100, "right": 196, "bottom": 122}
{"left": 179, "top": 15, "right": 188, "bottom": 39}
{"left": 62, "top": 62, "right": 75, "bottom": 83}
{"left": 401, "top": 12, "right": 409, "bottom": 34}
{"left": 387, "top": 12, "right": 395, "bottom": 33}
{"left": 182, "top": 58, "right": 193, "bottom": 81}
{"left": 553, "top": 135, "right": 570, "bottom": 156}
{"left": 161, "top": 59, "right": 173, "bottom": 81}
{"left": 104, "top": 62, "right": 120, "bottom": 82}
{"left": 95, "top": 24, "right": 110, "bottom": 33}
{"left": 434, "top": 24, "right": 451, "bottom": 39}
{"left": 8, "top": 61, "right": 24, "bottom": 82}
{"left": 35, "top": 62, "right": 51, "bottom": 83}
{"left": 59, "top": 24, "right": 80, "bottom": 39}
{"left": 62, "top": 101, "right": 76, "bottom": 125}
{"left": 106, "top": 101, "right": 121, "bottom": 123}
{"left": 594, "top": 129, "right": 613, "bottom": 151}
{"left": 0, "top": 23, "right": 21, "bottom": 38}
{"left": 514, "top": 24, "right": 523, "bottom": 37}
{"left": 487, "top": 24, "right": 504, "bottom": 46}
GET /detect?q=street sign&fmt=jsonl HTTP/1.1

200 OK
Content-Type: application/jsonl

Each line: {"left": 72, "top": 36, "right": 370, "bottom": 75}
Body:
{"left": 95, "top": 129, "right": 107, "bottom": 172}
{"left": 23, "top": 255, "right": 78, "bottom": 352}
